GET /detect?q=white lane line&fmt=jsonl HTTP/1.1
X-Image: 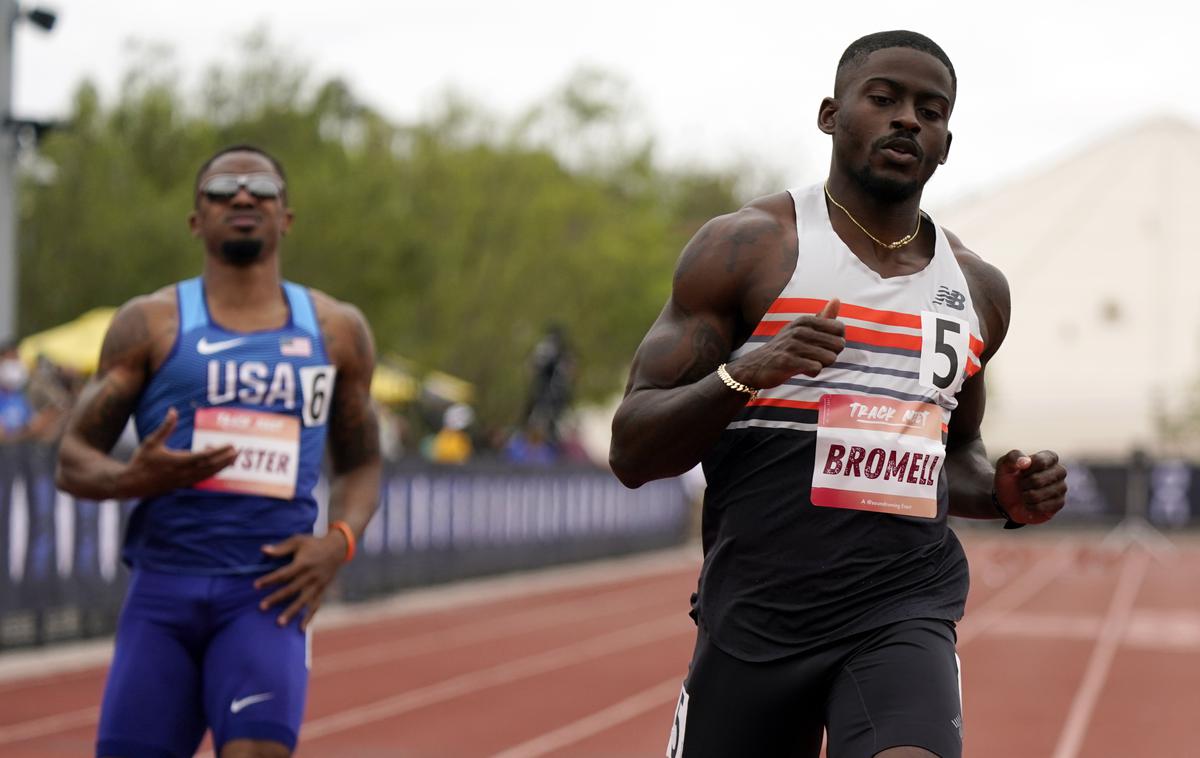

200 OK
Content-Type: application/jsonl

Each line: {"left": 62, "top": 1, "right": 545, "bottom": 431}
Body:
{"left": 1051, "top": 550, "right": 1150, "bottom": 758}
{"left": 984, "top": 612, "right": 1103, "bottom": 641}
{"left": 316, "top": 581, "right": 676, "bottom": 676}
{"left": 0, "top": 583, "right": 681, "bottom": 745}
{"left": 957, "top": 542, "right": 1077, "bottom": 647}
{"left": 0, "top": 706, "right": 99, "bottom": 746}
{"left": 489, "top": 677, "right": 682, "bottom": 758}
{"left": 0, "top": 556, "right": 696, "bottom": 742}
{"left": 0, "top": 544, "right": 700, "bottom": 688}
{"left": 303, "top": 615, "right": 690, "bottom": 741}
{"left": 315, "top": 545, "right": 699, "bottom": 630}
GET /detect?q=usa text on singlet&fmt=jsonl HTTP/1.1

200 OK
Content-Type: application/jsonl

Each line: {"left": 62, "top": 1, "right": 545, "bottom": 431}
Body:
{"left": 124, "top": 278, "right": 335, "bottom": 575}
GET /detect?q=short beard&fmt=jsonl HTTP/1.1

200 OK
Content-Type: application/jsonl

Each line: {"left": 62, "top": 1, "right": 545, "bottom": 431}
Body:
{"left": 219, "top": 238, "right": 265, "bottom": 266}
{"left": 851, "top": 164, "right": 923, "bottom": 203}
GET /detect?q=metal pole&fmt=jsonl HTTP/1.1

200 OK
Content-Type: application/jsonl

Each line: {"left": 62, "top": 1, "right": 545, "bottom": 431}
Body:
{"left": 0, "top": 0, "right": 16, "bottom": 343}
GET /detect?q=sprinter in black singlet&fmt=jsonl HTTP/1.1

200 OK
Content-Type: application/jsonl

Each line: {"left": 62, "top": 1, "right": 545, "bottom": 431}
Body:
{"left": 610, "top": 31, "right": 1068, "bottom": 758}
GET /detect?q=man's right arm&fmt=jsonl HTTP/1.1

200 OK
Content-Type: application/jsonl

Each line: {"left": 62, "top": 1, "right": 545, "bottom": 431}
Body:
{"left": 56, "top": 299, "right": 236, "bottom": 499}
{"left": 609, "top": 205, "right": 844, "bottom": 488}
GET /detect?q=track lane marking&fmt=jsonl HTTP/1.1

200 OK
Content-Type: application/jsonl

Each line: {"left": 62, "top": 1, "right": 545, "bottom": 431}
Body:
{"left": 957, "top": 542, "right": 1078, "bottom": 647}
{"left": 1051, "top": 550, "right": 1150, "bottom": 758}
{"left": 489, "top": 676, "right": 682, "bottom": 758}
{"left": 0, "top": 559, "right": 696, "bottom": 742}
{"left": 302, "top": 615, "right": 691, "bottom": 741}
{"left": 0, "top": 706, "right": 99, "bottom": 746}
{"left": 0, "top": 546, "right": 701, "bottom": 688}
{"left": 315, "top": 579, "right": 685, "bottom": 675}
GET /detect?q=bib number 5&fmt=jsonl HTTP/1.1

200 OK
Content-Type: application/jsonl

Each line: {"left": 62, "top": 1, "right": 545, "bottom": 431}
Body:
{"left": 919, "top": 312, "right": 969, "bottom": 391}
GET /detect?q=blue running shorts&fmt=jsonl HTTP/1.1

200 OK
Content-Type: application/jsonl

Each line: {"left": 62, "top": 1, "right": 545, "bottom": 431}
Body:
{"left": 96, "top": 569, "right": 310, "bottom": 758}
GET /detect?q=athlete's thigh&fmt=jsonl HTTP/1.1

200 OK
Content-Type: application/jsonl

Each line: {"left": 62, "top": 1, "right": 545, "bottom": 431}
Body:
{"left": 667, "top": 626, "right": 824, "bottom": 758}
{"left": 204, "top": 576, "right": 309, "bottom": 756}
{"left": 96, "top": 570, "right": 208, "bottom": 758}
{"left": 825, "top": 618, "right": 962, "bottom": 758}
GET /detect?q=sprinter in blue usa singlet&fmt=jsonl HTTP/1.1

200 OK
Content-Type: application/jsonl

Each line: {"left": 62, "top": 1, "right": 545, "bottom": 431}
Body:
{"left": 57, "top": 146, "right": 382, "bottom": 758}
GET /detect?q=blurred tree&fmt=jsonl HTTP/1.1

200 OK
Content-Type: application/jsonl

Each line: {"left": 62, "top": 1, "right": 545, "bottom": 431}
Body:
{"left": 19, "top": 31, "right": 740, "bottom": 426}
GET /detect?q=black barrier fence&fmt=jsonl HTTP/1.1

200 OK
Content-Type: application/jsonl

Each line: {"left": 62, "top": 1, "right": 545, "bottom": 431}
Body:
{"left": 0, "top": 443, "right": 691, "bottom": 649}
{"left": 1050, "top": 458, "right": 1199, "bottom": 527}
{"left": 5, "top": 442, "right": 1200, "bottom": 650}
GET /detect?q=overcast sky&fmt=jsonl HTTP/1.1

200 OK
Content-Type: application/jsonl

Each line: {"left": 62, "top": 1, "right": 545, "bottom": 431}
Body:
{"left": 15, "top": 0, "right": 1200, "bottom": 209}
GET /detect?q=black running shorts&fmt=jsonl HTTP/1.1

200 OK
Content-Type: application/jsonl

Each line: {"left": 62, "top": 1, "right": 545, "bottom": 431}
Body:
{"left": 665, "top": 618, "right": 963, "bottom": 758}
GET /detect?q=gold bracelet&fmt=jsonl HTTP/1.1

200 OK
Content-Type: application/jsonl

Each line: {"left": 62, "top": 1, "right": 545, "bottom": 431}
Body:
{"left": 717, "top": 363, "right": 760, "bottom": 401}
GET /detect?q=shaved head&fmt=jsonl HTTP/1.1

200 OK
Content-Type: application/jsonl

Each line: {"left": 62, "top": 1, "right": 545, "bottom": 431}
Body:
{"left": 835, "top": 30, "right": 956, "bottom": 99}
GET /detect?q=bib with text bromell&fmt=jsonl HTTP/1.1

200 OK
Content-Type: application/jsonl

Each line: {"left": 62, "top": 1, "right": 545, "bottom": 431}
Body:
{"left": 812, "top": 394, "right": 943, "bottom": 518}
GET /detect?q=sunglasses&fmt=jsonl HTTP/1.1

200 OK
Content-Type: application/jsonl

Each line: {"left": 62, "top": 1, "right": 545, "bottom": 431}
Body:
{"left": 200, "top": 173, "right": 285, "bottom": 201}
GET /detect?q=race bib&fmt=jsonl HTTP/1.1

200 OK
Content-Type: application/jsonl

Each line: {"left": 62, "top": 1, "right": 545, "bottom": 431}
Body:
{"left": 192, "top": 407, "right": 300, "bottom": 500}
{"left": 811, "top": 394, "right": 944, "bottom": 519}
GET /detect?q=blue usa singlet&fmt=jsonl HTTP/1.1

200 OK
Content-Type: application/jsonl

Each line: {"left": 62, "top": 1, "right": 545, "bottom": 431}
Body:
{"left": 124, "top": 277, "right": 336, "bottom": 574}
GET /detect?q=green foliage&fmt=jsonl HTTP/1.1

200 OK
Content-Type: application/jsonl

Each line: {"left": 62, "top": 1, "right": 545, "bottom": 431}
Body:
{"left": 19, "top": 33, "right": 741, "bottom": 426}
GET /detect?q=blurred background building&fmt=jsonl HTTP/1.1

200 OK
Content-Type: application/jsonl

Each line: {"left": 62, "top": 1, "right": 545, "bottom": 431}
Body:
{"left": 939, "top": 117, "right": 1200, "bottom": 459}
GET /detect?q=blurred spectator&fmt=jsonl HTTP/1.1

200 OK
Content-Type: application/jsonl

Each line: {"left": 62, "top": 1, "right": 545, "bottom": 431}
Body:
{"left": 504, "top": 421, "right": 558, "bottom": 466}
{"left": 555, "top": 420, "right": 594, "bottom": 464}
{"left": 430, "top": 403, "right": 474, "bottom": 464}
{"left": 374, "top": 400, "right": 410, "bottom": 462}
{"left": 523, "top": 324, "right": 574, "bottom": 442}
{"left": 24, "top": 355, "right": 77, "bottom": 443}
{"left": 0, "top": 341, "right": 34, "bottom": 442}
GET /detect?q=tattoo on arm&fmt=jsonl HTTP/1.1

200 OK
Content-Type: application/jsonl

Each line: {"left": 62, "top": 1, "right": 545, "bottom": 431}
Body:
{"left": 329, "top": 392, "right": 381, "bottom": 472}
{"left": 72, "top": 305, "right": 150, "bottom": 452}
{"left": 678, "top": 320, "right": 729, "bottom": 385}
{"left": 328, "top": 309, "right": 381, "bottom": 473}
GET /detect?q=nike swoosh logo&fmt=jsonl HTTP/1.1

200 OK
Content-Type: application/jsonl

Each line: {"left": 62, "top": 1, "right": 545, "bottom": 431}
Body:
{"left": 197, "top": 337, "right": 246, "bottom": 355}
{"left": 230, "top": 692, "right": 274, "bottom": 714}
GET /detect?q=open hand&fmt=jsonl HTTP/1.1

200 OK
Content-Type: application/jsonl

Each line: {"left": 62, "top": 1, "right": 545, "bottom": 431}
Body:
{"left": 254, "top": 531, "right": 350, "bottom": 630}
{"left": 122, "top": 408, "right": 237, "bottom": 497}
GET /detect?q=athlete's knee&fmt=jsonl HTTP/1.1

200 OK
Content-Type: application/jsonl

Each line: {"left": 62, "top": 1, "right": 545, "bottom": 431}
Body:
{"left": 873, "top": 747, "right": 940, "bottom": 758}
{"left": 219, "top": 739, "right": 291, "bottom": 758}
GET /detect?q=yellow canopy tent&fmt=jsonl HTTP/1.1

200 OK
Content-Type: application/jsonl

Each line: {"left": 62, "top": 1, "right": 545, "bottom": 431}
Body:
{"left": 422, "top": 370, "right": 475, "bottom": 405}
{"left": 16, "top": 309, "right": 451, "bottom": 406}
{"left": 19, "top": 307, "right": 116, "bottom": 374}
{"left": 371, "top": 362, "right": 421, "bottom": 405}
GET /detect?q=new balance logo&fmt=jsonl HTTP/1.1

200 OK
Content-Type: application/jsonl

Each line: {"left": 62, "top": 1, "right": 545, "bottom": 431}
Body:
{"left": 230, "top": 692, "right": 274, "bottom": 714}
{"left": 952, "top": 713, "right": 964, "bottom": 739}
{"left": 197, "top": 337, "right": 247, "bottom": 355}
{"left": 933, "top": 286, "right": 966, "bottom": 310}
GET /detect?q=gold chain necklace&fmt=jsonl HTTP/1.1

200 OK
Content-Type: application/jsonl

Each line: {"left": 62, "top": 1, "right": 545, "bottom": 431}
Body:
{"left": 823, "top": 182, "right": 922, "bottom": 250}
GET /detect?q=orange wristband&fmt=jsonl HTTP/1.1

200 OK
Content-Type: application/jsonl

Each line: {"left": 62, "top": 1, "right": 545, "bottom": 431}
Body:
{"left": 329, "top": 520, "right": 356, "bottom": 563}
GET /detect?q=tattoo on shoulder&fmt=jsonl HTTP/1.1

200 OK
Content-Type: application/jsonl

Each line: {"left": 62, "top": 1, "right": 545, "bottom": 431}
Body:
{"left": 724, "top": 226, "right": 759, "bottom": 273}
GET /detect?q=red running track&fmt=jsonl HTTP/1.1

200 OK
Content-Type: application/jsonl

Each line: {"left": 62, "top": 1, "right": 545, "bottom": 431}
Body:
{"left": 2, "top": 531, "right": 1199, "bottom": 757}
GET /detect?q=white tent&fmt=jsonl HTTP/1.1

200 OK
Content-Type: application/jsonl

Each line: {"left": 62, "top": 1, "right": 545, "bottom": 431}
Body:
{"left": 936, "top": 116, "right": 1200, "bottom": 459}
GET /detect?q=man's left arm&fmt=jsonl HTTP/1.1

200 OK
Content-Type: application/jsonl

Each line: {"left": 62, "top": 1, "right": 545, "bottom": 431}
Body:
{"left": 944, "top": 243, "right": 1067, "bottom": 524}
{"left": 256, "top": 303, "right": 383, "bottom": 629}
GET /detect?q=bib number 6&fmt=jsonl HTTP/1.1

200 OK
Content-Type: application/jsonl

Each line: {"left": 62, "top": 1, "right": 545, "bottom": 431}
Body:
{"left": 919, "top": 312, "right": 969, "bottom": 391}
{"left": 299, "top": 365, "right": 338, "bottom": 427}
